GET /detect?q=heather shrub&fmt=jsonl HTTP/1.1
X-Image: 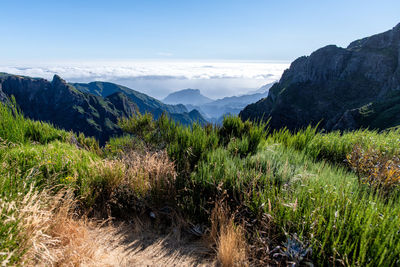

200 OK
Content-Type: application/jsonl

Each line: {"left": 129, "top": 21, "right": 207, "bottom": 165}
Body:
{"left": 347, "top": 145, "right": 400, "bottom": 195}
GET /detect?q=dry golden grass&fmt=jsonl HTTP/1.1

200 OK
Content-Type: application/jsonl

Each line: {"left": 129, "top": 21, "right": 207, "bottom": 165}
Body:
{"left": 6, "top": 150, "right": 206, "bottom": 266}
{"left": 18, "top": 188, "right": 96, "bottom": 266}
{"left": 218, "top": 222, "right": 247, "bottom": 267}
{"left": 16, "top": 187, "right": 212, "bottom": 267}
{"left": 210, "top": 202, "right": 248, "bottom": 267}
{"left": 122, "top": 150, "right": 177, "bottom": 200}
{"left": 92, "top": 150, "right": 176, "bottom": 203}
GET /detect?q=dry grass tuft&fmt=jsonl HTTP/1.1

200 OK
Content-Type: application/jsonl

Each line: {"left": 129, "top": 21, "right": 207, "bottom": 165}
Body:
{"left": 19, "top": 187, "right": 96, "bottom": 266}
{"left": 210, "top": 202, "right": 248, "bottom": 267}
{"left": 218, "top": 222, "right": 247, "bottom": 267}
{"left": 93, "top": 150, "right": 176, "bottom": 206}
{"left": 122, "top": 150, "right": 177, "bottom": 201}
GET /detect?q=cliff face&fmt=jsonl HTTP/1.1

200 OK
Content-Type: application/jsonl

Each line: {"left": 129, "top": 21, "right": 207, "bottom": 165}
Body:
{"left": 240, "top": 23, "right": 400, "bottom": 131}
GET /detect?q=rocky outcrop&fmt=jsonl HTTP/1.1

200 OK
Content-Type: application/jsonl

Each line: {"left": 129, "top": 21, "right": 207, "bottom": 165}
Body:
{"left": 0, "top": 87, "right": 8, "bottom": 103}
{"left": 240, "top": 23, "right": 400, "bottom": 131}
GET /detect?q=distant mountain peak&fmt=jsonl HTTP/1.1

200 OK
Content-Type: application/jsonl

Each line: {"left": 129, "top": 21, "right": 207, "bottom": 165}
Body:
{"left": 180, "top": 88, "right": 201, "bottom": 93}
{"left": 52, "top": 74, "right": 66, "bottom": 85}
{"left": 163, "top": 88, "right": 213, "bottom": 106}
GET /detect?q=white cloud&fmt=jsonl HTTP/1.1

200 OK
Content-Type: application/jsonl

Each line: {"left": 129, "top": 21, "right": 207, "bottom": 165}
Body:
{"left": 0, "top": 60, "right": 289, "bottom": 99}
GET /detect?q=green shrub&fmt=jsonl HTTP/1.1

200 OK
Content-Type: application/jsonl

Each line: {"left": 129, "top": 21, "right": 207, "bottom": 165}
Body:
{"left": 247, "top": 144, "right": 400, "bottom": 266}
{"left": 219, "top": 115, "right": 267, "bottom": 156}
{"left": 105, "top": 134, "right": 145, "bottom": 157}
{"left": 270, "top": 126, "right": 400, "bottom": 164}
{"left": 0, "top": 101, "right": 68, "bottom": 144}
{"left": 119, "top": 111, "right": 156, "bottom": 145}
{"left": 0, "top": 102, "right": 100, "bottom": 151}
{"left": 2, "top": 106, "right": 400, "bottom": 265}
{"left": 119, "top": 112, "right": 219, "bottom": 174}
{"left": 0, "top": 141, "right": 100, "bottom": 198}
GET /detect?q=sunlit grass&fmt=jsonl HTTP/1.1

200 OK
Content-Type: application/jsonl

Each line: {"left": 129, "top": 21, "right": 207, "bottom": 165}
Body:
{"left": 1, "top": 102, "right": 400, "bottom": 265}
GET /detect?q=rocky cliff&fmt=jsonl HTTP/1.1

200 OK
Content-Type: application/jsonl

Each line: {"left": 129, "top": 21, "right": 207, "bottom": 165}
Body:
{"left": 240, "top": 23, "right": 400, "bottom": 131}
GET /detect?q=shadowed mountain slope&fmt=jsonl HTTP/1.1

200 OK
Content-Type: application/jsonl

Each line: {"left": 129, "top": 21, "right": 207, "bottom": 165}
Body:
{"left": 240, "top": 23, "right": 400, "bottom": 131}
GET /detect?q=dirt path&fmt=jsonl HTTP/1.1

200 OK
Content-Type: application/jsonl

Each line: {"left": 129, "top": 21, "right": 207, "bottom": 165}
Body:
{"left": 83, "top": 222, "right": 215, "bottom": 267}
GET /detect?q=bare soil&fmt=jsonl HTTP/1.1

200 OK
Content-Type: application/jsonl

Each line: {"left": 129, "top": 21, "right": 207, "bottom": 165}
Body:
{"left": 83, "top": 221, "right": 215, "bottom": 267}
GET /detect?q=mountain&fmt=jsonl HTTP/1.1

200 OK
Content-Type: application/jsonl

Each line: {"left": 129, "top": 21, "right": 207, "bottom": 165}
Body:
{"left": 183, "top": 83, "right": 274, "bottom": 122}
{"left": 0, "top": 73, "right": 207, "bottom": 144}
{"left": 73, "top": 81, "right": 207, "bottom": 126}
{"left": 0, "top": 74, "right": 127, "bottom": 143}
{"left": 240, "top": 23, "right": 400, "bottom": 131}
{"left": 73, "top": 81, "right": 188, "bottom": 114}
{"left": 163, "top": 89, "right": 213, "bottom": 106}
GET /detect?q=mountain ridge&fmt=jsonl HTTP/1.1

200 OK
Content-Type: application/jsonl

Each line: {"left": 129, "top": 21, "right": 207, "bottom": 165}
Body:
{"left": 240, "top": 23, "right": 400, "bottom": 131}
{"left": 73, "top": 81, "right": 188, "bottom": 114}
{"left": 0, "top": 73, "right": 207, "bottom": 143}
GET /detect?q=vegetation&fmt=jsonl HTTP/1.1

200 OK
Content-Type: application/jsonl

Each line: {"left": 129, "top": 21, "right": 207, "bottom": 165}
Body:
{"left": 1, "top": 103, "right": 400, "bottom": 266}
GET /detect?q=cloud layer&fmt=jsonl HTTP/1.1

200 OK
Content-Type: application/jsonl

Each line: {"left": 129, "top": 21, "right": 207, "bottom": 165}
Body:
{"left": 0, "top": 61, "right": 289, "bottom": 99}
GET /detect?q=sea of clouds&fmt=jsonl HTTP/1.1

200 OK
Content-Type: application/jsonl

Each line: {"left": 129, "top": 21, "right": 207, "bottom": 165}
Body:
{"left": 0, "top": 61, "right": 289, "bottom": 99}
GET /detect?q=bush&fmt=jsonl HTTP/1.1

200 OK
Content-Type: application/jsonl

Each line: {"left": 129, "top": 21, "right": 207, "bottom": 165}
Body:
{"left": 118, "top": 111, "right": 156, "bottom": 146}
{"left": 0, "top": 102, "right": 100, "bottom": 151}
{"left": 219, "top": 115, "right": 267, "bottom": 155}
{"left": 0, "top": 141, "right": 101, "bottom": 198}
{"left": 270, "top": 126, "right": 400, "bottom": 164}
{"left": 347, "top": 145, "right": 400, "bottom": 195}
{"left": 0, "top": 101, "right": 69, "bottom": 145}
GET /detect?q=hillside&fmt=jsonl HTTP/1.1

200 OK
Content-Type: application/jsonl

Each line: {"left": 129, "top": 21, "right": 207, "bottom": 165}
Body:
{"left": 0, "top": 74, "right": 207, "bottom": 143}
{"left": 1, "top": 104, "right": 400, "bottom": 266}
{"left": 240, "top": 23, "right": 400, "bottom": 131}
{"left": 73, "top": 81, "right": 188, "bottom": 114}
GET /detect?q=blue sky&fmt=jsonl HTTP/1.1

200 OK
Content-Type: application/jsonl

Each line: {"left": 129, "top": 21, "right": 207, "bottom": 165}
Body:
{"left": 0, "top": 0, "right": 399, "bottom": 98}
{"left": 1, "top": 0, "right": 399, "bottom": 62}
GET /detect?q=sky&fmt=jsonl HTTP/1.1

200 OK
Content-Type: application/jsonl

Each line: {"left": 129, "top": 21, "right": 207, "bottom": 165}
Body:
{"left": 0, "top": 0, "right": 399, "bottom": 98}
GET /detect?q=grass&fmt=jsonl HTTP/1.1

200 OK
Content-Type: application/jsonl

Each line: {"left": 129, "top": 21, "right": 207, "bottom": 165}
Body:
{"left": 249, "top": 143, "right": 400, "bottom": 266}
{"left": 1, "top": 102, "right": 400, "bottom": 266}
{"left": 0, "top": 99, "right": 69, "bottom": 145}
{"left": 271, "top": 125, "right": 400, "bottom": 164}
{"left": 211, "top": 202, "right": 248, "bottom": 267}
